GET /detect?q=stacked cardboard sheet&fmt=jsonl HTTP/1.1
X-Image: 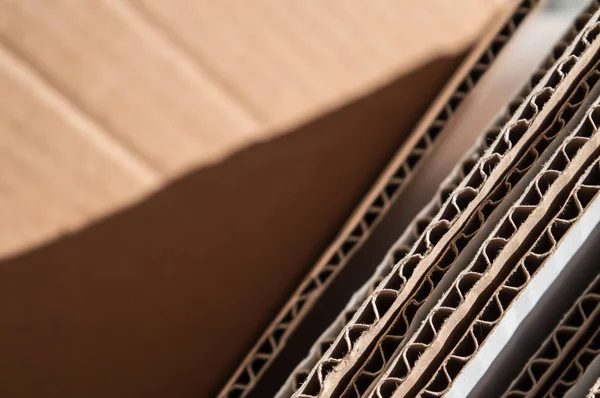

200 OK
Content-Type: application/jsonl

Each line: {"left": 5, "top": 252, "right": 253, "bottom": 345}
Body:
{"left": 231, "top": 0, "right": 600, "bottom": 397}
{"left": 7, "top": 0, "right": 600, "bottom": 397}
{"left": 1, "top": 2, "right": 511, "bottom": 397}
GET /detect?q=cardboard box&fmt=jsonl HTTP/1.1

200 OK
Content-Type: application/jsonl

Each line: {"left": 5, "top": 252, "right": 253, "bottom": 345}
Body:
{"left": 286, "top": 2, "right": 600, "bottom": 398}
{"left": 0, "top": 1, "right": 511, "bottom": 397}
{"left": 5, "top": 0, "right": 600, "bottom": 397}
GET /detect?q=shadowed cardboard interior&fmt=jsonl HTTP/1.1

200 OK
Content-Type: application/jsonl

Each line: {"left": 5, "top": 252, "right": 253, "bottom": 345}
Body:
{"left": 0, "top": 55, "right": 460, "bottom": 398}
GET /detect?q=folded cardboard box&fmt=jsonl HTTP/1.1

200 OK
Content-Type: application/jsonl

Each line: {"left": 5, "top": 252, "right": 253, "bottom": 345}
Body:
{"left": 4, "top": 1, "right": 600, "bottom": 398}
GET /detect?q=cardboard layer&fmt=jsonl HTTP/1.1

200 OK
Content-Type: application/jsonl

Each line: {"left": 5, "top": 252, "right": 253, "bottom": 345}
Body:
{"left": 502, "top": 277, "right": 600, "bottom": 397}
{"left": 0, "top": 53, "right": 467, "bottom": 398}
{"left": 292, "top": 5, "right": 600, "bottom": 397}
{"left": 366, "top": 95, "right": 595, "bottom": 396}
{"left": 232, "top": 2, "right": 539, "bottom": 396}
{"left": 547, "top": 329, "right": 600, "bottom": 397}
{"left": 340, "top": 8, "right": 600, "bottom": 397}
{"left": 0, "top": 0, "right": 507, "bottom": 259}
{"left": 386, "top": 48, "right": 600, "bottom": 397}
{"left": 433, "top": 166, "right": 600, "bottom": 398}
{"left": 279, "top": 5, "right": 589, "bottom": 395}
{"left": 466, "top": 225, "right": 600, "bottom": 398}
{"left": 369, "top": 99, "right": 600, "bottom": 398}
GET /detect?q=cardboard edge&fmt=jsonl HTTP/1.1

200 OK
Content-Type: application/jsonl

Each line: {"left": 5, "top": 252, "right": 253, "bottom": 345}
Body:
{"left": 294, "top": 6, "right": 600, "bottom": 397}
{"left": 503, "top": 281, "right": 600, "bottom": 396}
{"left": 444, "top": 178, "right": 600, "bottom": 398}
{"left": 370, "top": 103, "right": 600, "bottom": 398}
{"left": 279, "top": 5, "right": 590, "bottom": 392}
{"left": 219, "top": 1, "right": 541, "bottom": 396}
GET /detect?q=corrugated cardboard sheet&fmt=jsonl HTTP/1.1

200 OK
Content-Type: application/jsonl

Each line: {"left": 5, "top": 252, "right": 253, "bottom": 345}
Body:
{"left": 0, "top": 1, "right": 509, "bottom": 398}
{"left": 289, "top": 3, "right": 600, "bottom": 398}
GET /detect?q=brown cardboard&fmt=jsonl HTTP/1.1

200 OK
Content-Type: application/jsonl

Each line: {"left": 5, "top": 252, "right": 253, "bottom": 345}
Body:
{"left": 0, "top": 2, "right": 516, "bottom": 397}
{"left": 503, "top": 276, "right": 600, "bottom": 397}
{"left": 241, "top": 1, "right": 544, "bottom": 396}
{"left": 455, "top": 220, "right": 600, "bottom": 398}
{"left": 337, "top": 7, "right": 600, "bottom": 396}
{"left": 2, "top": 1, "right": 590, "bottom": 398}
{"left": 365, "top": 42, "right": 600, "bottom": 396}
{"left": 293, "top": 6, "right": 600, "bottom": 396}
{"left": 0, "top": 0, "right": 508, "bottom": 259}
{"left": 280, "top": 2, "right": 585, "bottom": 394}
{"left": 590, "top": 378, "right": 600, "bottom": 397}
{"left": 0, "top": 56, "right": 463, "bottom": 398}
{"left": 370, "top": 105, "right": 600, "bottom": 398}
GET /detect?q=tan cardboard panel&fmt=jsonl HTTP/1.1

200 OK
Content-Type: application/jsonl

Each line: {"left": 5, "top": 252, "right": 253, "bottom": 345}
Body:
{"left": 293, "top": 6, "right": 600, "bottom": 396}
{"left": 423, "top": 163, "right": 600, "bottom": 397}
{"left": 234, "top": 2, "right": 543, "bottom": 396}
{"left": 0, "top": 53, "right": 464, "bottom": 398}
{"left": 0, "top": 43, "right": 151, "bottom": 258}
{"left": 503, "top": 277, "right": 600, "bottom": 397}
{"left": 370, "top": 104, "right": 600, "bottom": 398}
{"left": 0, "top": 0, "right": 260, "bottom": 176}
{"left": 0, "top": 0, "right": 503, "bottom": 261}
{"left": 132, "top": 0, "right": 509, "bottom": 128}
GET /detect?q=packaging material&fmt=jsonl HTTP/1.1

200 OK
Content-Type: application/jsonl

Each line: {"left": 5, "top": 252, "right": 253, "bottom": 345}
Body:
{"left": 339, "top": 9, "right": 600, "bottom": 397}
{"left": 466, "top": 223, "right": 600, "bottom": 398}
{"left": 279, "top": 1, "right": 585, "bottom": 394}
{"left": 6, "top": 1, "right": 600, "bottom": 398}
{"left": 425, "top": 152, "right": 600, "bottom": 398}
{"left": 290, "top": 4, "right": 600, "bottom": 397}
{"left": 384, "top": 49, "right": 600, "bottom": 398}
{"left": 0, "top": 0, "right": 508, "bottom": 258}
{"left": 249, "top": 1, "right": 545, "bottom": 396}
{"left": 367, "top": 96, "right": 600, "bottom": 398}
{"left": 287, "top": 2, "right": 600, "bottom": 398}
{"left": 503, "top": 275, "right": 600, "bottom": 397}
